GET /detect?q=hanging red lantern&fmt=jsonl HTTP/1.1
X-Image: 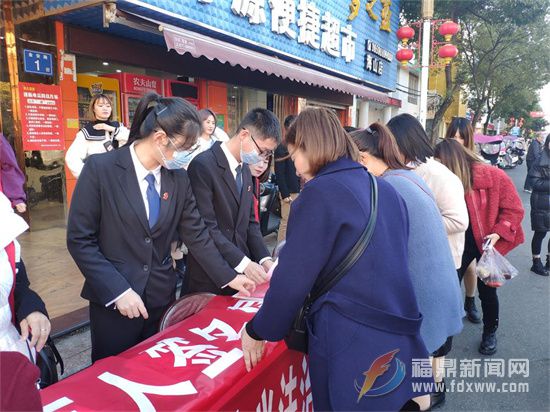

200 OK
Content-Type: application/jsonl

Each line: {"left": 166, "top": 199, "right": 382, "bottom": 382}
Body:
{"left": 397, "top": 26, "right": 415, "bottom": 45}
{"left": 396, "top": 48, "right": 414, "bottom": 66}
{"left": 438, "top": 20, "right": 460, "bottom": 42}
{"left": 438, "top": 43, "right": 458, "bottom": 65}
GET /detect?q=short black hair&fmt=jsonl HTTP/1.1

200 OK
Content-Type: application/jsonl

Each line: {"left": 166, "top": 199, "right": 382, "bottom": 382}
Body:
{"left": 283, "top": 114, "right": 297, "bottom": 131}
{"left": 237, "top": 108, "right": 281, "bottom": 144}
{"left": 344, "top": 126, "right": 359, "bottom": 133}
{"left": 387, "top": 113, "right": 434, "bottom": 163}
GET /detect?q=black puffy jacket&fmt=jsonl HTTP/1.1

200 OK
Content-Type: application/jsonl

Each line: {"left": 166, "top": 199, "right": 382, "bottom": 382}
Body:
{"left": 529, "top": 150, "right": 550, "bottom": 232}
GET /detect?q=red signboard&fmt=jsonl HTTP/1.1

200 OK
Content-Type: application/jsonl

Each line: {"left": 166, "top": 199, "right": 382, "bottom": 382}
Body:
{"left": 104, "top": 72, "right": 164, "bottom": 95}
{"left": 18, "top": 82, "right": 64, "bottom": 151}
{"left": 40, "top": 295, "right": 311, "bottom": 411}
{"left": 530, "top": 111, "right": 545, "bottom": 118}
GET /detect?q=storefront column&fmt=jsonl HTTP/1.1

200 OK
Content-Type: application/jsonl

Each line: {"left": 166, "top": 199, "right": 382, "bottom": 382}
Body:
{"left": 358, "top": 100, "right": 369, "bottom": 128}
{"left": 383, "top": 106, "right": 393, "bottom": 124}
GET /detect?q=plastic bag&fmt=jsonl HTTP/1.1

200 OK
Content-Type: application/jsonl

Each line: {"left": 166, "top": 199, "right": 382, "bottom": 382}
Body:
{"left": 476, "top": 242, "right": 519, "bottom": 288}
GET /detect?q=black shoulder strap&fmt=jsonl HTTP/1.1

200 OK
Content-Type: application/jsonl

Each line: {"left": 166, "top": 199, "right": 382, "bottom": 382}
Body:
{"left": 308, "top": 171, "right": 378, "bottom": 303}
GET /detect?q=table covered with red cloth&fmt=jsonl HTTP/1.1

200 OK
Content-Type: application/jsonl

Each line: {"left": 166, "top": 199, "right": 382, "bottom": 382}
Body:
{"left": 40, "top": 296, "right": 313, "bottom": 411}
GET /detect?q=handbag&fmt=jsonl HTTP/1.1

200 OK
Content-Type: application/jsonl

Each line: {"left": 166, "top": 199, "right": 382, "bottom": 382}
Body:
{"left": 285, "top": 172, "right": 379, "bottom": 353}
{"left": 35, "top": 337, "right": 64, "bottom": 389}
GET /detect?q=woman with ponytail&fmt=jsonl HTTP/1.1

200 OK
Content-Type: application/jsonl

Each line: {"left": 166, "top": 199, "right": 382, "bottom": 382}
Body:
{"left": 67, "top": 92, "right": 254, "bottom": 362}
{"left": 351, "top": 124, "right": 464, "bottom": 411}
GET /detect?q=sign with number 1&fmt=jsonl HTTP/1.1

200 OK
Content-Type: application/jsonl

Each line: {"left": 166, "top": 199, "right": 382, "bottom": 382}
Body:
{"left": 23, "top": 49, "right": 53, "bottom": 76}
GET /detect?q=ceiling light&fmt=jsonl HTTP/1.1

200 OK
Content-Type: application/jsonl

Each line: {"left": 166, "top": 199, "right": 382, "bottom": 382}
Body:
{"left": 116, "top": 69, "right": 122, "bottom": 73}
{"left": 102, "top": 62, "right": 109, "bottom": 66}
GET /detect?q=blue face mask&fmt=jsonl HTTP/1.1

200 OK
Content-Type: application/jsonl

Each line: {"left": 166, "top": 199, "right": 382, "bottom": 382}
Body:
{"left": 158, "top": 139, "right": 197, "bottom": 170}
{"left": 240, "top": 140, "right": 263, "bottom": 165}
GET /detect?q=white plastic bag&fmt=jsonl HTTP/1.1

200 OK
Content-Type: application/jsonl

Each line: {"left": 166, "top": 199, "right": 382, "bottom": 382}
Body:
{"left": 476, "top": 242, "right": 519, "bottom": 288}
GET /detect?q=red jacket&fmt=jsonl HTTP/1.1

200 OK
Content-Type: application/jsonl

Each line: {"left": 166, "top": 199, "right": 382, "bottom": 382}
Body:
{"left": 465, "top": 163, "right": 525, "bottom": 255}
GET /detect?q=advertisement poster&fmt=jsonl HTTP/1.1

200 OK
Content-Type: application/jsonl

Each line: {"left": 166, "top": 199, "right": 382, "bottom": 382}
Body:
{"left": 18, "top": 82, "right": 64, "bottom": 151}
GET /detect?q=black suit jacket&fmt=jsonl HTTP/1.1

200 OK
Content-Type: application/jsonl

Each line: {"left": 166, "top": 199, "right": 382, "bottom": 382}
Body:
{"left": 186, "top": 142, "right": 270, "bottom": 294}
{"left": 14, "top": 260, "right": 48, "bottom": 325}
{"left": 66, "top": 146, "right": 236, "bottom": 308}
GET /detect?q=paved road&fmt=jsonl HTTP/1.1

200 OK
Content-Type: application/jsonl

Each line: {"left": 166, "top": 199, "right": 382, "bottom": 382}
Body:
{"left": 440, "top": 163, "right": 549, "bottom": 412}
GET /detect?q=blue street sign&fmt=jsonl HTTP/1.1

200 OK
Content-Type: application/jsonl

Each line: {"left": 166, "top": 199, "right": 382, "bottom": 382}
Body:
{"left": 23, "top": 49, "right": 53, "bottom": 76}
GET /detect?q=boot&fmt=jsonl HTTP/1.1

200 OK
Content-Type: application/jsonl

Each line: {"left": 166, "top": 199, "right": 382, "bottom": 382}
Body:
{"left": 464, "top": 296, "right": 481, "bottom": 323}
{"left": 531, "top": 257, "right": 549, "bottom": 276}
{"left": 479, "top": 327, "right": 497, "bottom": 355}
{"left": 430, "top": 378, "right": 446, "bottom": 409}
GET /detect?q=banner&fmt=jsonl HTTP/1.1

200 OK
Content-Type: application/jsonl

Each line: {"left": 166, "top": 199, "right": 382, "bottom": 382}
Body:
{"left": 41, "top": 296, "right": 310, "bottom": 411}
{"left": 18, "top": 82, "right": 64, "bottom": 151}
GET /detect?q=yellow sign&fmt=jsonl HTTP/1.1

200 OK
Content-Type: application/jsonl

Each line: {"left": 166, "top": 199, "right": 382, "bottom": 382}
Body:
{"left": 348, "top": 0, "right": 360, "bottom": 21}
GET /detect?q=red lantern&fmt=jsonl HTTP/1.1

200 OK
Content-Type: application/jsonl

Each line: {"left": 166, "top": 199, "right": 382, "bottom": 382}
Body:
{"left": 396, "top": 48, "right": 414, "bottom": 66}
{"left": 438, "top": 20, "right": 460, "bottom": 42}
{"left": 397, "top": 26, "right": 415, "bottom": 45}
{"left": 438, "top": 43, "right": 458, "bottom": 65}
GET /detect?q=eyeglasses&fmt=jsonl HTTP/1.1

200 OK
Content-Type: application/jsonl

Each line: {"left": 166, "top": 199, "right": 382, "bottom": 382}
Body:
{"left": 247, "top": 130, "right": 274, "bottom": 159}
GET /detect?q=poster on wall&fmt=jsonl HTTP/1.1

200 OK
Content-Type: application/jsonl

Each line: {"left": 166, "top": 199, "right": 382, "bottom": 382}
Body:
{"left": 18, "top": 82, "right": 64, "bottom": 151}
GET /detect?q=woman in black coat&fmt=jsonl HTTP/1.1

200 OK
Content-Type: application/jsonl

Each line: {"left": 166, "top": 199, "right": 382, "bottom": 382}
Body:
{"left": 528, "top": 134, "right": 550, "bottom": 276}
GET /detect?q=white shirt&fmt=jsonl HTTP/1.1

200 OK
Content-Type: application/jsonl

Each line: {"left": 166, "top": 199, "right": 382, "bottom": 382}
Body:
{"left": 220, "top": 143, "right": 271, "bottom": 273}
{"left": 130, "top": 142, "right": 162, "bottom": 219}
{"left": 106, "top": 142, "right": 162, "bottom": 307}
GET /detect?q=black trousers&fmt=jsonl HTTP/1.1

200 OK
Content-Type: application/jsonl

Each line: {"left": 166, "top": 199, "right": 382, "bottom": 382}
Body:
{"left": 531, "top": 231, "right": 550, "bottom": 255}
{"left": 458, "top": 244, "right": 499, "bottom": 331}
{"left": 89, "top": 301, "right": 167, "bottom": 362}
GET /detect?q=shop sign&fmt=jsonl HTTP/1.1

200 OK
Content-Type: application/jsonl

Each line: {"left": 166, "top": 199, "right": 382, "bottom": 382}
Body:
{"left": 18, "top": 82, "right": 64, "bottom": 151}
{"left": 23, "top": 49, "right": 53, "bottom": 76}
{"left": 364, "top": 39, "right": 392, "bottom": 75}
{"left": 123, "top": 74, "right": 164, "bottom": 94}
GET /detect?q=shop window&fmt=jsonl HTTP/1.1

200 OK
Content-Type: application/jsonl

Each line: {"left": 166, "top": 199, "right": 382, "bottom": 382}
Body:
{"left": 227, "top": 85, "right": 267, "bottom": 133}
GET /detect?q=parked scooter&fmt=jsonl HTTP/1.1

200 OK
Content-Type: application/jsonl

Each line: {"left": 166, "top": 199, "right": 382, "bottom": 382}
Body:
{"left": 259, "top": 173, "right": 281, "bottom": 236}
{"left": 480, "top": 141, "right": 502, "bottom": 166}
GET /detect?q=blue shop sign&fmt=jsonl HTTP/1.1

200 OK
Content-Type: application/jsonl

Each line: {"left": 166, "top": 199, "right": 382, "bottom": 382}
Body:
{"left": 45, "top": 0, "right": 399, "bottom": 91}
{"left": 23, "top": 49, "right": 53, "bottom": 76}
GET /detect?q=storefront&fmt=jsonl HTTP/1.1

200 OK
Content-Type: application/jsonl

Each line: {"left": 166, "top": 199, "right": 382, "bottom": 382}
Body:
{"left": 1, "top": 0, "right": 401, "bottom": 332}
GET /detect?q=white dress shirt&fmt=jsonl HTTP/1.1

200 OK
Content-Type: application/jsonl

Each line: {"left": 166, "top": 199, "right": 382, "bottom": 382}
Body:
{"left": 106, "top": 142, "right": 162, "bottom": 307}
{"left": 220, "top": 143, "right": 271, "bottom": 273}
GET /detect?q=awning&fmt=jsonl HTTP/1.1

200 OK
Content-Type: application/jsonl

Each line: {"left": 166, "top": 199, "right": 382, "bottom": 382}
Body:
{"left": 161, "top": 23, "right": 400, "bottom": 107}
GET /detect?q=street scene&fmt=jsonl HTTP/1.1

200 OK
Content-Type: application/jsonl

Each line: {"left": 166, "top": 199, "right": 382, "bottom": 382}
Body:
{"left": 0, "top": 0, "right": 549, "bottom": 411}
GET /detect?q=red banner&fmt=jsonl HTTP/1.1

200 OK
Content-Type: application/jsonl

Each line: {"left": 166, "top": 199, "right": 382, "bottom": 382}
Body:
{"left": 18, "top": 82, "right": 64, "bottom": 151}
{"left": 40, "top": 296, "right": 311, "bottom": 411}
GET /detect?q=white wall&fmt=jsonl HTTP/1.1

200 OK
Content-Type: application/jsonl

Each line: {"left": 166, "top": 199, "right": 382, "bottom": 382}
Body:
{"left": 391, "top": 64, "right": 420, "bottom": 118}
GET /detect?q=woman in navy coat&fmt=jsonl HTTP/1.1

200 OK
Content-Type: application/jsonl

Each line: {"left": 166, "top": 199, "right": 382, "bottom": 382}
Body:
{"left": 242, "top": 108, "right": 431, "bottom": 411}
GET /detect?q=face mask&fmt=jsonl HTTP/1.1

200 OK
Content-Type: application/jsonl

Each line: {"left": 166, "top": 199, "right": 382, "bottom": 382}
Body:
{"left": 157, "top": 143, "right": 187, "bottom": 170}
{"left": 240, "top": 140, "right": 263, "bottom": 165}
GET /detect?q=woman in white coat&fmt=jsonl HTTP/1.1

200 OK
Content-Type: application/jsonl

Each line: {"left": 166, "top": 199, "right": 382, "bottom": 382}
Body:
{"left": 65, "top": 94, "right": 129, "bottom": 178}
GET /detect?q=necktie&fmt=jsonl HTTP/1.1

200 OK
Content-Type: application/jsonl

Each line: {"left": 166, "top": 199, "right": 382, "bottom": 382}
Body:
{"left": 145, "top": 173, "right": 160, "bottom": 228}
{"left": 235, "top": 165, "right": 243, "bottom": 194}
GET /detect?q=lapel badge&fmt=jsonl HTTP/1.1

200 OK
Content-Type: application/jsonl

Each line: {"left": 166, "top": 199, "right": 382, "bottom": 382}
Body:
{"left": 247, "top": 186, "right": 251, "bottom": 192}
{"left": 162, "top": 192, "right": 169, "bottom": 200}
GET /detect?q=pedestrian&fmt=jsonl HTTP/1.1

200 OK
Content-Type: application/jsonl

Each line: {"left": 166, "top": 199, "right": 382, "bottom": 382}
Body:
{"left": 524, "top": 132, "right": 545, "bottom": 192}
{"left": 274, "top": 115, "right": 300, "bottom": 242}
{"left": 435, "top": 139, "right": 524, "bottom": 355}
{"left": 186, "top": 108, "right": 280, "bottom": 295}
{"left": 528, "top": 133, "right": 550, "bottom": 276}
{"left": 241, "top": 108, "right": 431, "bottom": 411}
{"left": 0, "top": 133, "right": 27, "bottom": 213}
{"left": 387, "top": 115, "right": 473, "bottom": 319}
{"left": 67, "top": 92, "right": 254, "bottom": 362}
{"left": 445, "top": 117, "right": 481, "bottom": 324}
{"left": 0, "top": 191, "right": 51, "bottom": 358}
{"left": 65, "top": 93, "right": 130, "bottom": 178}
{"left": 352, "top": 123, "right": 464, "bottom": 410}
{"left": 249, "top": 157, "right": 271, "bottom": 223}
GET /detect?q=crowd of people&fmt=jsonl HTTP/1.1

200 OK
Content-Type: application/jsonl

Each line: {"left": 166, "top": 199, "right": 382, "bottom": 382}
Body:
{"left": 1, "top": 90, "right": 548, "bottom": 410}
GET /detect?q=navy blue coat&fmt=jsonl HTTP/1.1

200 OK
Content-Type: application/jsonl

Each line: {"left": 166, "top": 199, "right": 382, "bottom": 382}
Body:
{"left": 250, "top": 158, "right": 431, "bottom": 411}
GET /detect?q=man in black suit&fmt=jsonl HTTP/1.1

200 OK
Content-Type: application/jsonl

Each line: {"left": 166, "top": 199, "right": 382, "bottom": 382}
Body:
{"left": 187, "top": 108, "right": 281, "bottom": 294}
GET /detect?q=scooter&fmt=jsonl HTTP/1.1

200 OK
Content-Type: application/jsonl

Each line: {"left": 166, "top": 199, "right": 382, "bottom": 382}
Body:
{"left": 259, "top": 173, "right": 281, "bottom": 237}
